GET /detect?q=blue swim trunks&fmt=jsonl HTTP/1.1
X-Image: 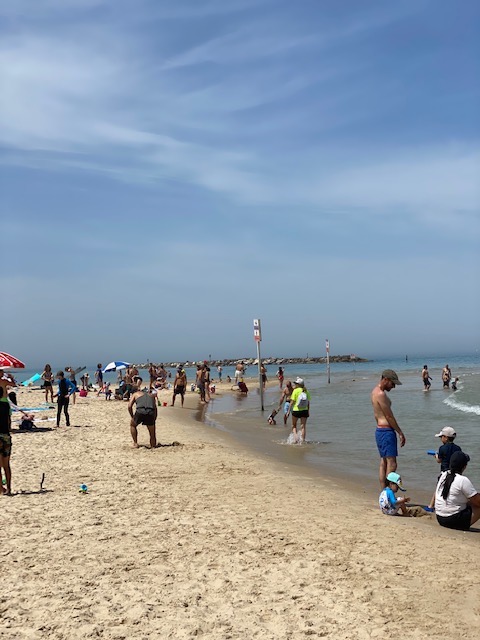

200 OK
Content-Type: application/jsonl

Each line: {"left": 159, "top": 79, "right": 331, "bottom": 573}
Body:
{"left": 375, "top": 428, "right": 398, "bottom": 458}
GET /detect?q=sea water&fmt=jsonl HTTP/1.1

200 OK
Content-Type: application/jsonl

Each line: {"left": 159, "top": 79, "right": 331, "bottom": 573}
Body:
{"left": 202, "top": 355, "right": 480, "bottom": 502}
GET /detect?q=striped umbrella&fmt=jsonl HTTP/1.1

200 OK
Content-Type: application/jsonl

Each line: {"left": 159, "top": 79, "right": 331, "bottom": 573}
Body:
{"left": 0, "top": 352, "right": 26, "bottom": 369}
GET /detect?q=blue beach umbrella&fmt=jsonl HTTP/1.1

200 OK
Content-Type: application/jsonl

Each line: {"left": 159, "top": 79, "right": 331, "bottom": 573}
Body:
{"left": 102, "top": 361, "right": 131, "bottom": 373}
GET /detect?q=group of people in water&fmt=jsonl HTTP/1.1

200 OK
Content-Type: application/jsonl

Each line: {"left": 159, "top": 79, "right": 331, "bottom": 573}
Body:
{"left": 422, "top": 363, "right": 459, "bottom": 391}
{"left": 373, "top": 369, "right": 479, "bottom": 532}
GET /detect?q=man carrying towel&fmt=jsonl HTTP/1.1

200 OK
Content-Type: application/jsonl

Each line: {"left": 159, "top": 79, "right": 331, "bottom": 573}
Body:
{"left": 371, "top": 370, "right": 406, "bottom": 489}
{"left": 128, "top": 379, "right": 157, "bottom": 449}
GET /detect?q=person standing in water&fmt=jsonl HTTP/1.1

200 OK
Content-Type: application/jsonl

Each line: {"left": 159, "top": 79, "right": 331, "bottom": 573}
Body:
{"left": 278, "top": 380, "right": 293, "bottom": 425}
{"left": 422, "top": 365, "right": 432, "bottom": 391}
{"left": 371, "top": 370, "right": 406, "bottom": 489}
{"left": 286, "top": 377, "right": 311, "bottom": 444}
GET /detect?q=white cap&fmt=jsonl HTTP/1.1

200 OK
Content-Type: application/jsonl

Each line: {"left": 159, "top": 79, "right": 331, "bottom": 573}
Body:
{"left": 435, "top": 426, "right": 456, "bottom": 438}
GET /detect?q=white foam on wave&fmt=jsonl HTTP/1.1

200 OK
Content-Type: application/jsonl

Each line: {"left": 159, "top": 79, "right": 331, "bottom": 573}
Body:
{"left": 443, "top": 396, "right": 480, "bottom": 415}
{"left": 286, "top": 432, "right": 304, "bottom": 445}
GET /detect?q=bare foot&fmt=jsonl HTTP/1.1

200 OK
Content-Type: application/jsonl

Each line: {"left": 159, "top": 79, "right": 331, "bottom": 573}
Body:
{"left": 131, "top": 443, "right": 139, "bottom": 449}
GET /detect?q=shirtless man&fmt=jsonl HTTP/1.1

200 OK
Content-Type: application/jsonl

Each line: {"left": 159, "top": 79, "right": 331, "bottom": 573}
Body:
{"left": 278, "top": 380, "right": 293, "bottom": 425}
{"left": 371, "top": 370, "right": 406, "bottom": 488}
{"left": 422, "top": 365, "right": 432, "bottom": 391}
{"left": 171, "top": 367, "right": 187, "bottom": 407}
{"left": 234, "top": 362, "right": 245, "bottom": 385}
{"left": 148, "top": 363, "right": 158, "bottom": 390}
{"left": 196, "top": 364, "right": 206, "bottom": 403}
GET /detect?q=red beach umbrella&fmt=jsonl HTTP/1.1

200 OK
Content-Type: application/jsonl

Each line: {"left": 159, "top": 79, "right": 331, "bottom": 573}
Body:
{"left": 0, "top": 352, "right": 26, "bottom": 369}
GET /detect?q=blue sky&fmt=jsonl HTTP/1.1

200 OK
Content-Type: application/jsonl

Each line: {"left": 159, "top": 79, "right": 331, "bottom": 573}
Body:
{"left": 1, "top": 0, "right": 479, "bottom": 367}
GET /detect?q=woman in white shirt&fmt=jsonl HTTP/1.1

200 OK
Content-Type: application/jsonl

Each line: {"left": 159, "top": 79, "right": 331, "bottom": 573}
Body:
{"left": 435, "top": 451, "right": 480, "bottom": 531}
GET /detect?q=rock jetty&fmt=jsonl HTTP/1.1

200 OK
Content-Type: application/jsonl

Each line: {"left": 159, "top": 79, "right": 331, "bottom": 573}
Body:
{"left": 136, "top": 355, "right": 369, "bottom": 369}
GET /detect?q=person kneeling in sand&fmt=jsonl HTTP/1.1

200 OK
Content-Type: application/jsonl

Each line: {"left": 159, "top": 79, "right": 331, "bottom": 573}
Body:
{"left": 128, "top": 379, "right": 157, "bottom": 449}
{"left": 379, "top": 472, "right": 428, "bottom": 517}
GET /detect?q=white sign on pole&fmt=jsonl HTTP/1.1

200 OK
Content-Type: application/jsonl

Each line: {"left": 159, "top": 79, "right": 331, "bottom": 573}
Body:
{"left": 253, "top": 318, "right": 262, "bottom": 342}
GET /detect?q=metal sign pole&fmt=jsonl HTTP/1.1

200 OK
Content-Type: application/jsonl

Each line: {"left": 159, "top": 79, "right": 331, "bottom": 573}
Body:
{"left": 326, "top": 339, "right": 330, "bottom": 384}
{"left": 253, "top": 319, "right": 264, "bottom": 411}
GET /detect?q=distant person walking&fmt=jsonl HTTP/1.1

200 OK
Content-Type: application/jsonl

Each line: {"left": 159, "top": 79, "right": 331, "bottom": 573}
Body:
{"left": 196, "top": 364, "right": 207, "bottom": 403}
{"left": 171, "top": 367, "right": 187, "bottom": 407}
{"left": 95, "top": 364, "right": 103, "bottom": 396}
{"left": 217, "top": 364, "right": 223, "bottom": 382}
{"left": 371, "top": 370, "right": 406, "bottom": 489}
{"left": 55, "top": 371, "right": 75, "bottom": 427}
{"left": 422, "top": 365, "right": 432, "bottom": 391}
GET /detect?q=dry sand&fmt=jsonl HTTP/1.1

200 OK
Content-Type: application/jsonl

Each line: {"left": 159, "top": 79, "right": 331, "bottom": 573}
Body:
{"left": 2, "top": 384, "right": 480, "bottom": 639}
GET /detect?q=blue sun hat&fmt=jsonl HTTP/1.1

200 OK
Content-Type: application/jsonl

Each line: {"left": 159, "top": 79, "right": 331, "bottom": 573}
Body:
{"left": 386, "top": 472, "right": 406, "bottom": 491}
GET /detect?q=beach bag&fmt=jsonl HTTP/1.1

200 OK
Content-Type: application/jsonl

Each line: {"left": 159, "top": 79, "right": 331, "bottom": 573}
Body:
{"left": 297, "top": 391, "right": 308, "bottom": 409}
{"left": 79, "top": 389, "right": 87, "bottom": 397}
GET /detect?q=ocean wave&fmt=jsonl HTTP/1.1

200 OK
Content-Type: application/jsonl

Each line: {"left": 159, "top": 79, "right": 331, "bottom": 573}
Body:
{"left": 443, "top": 396, "right": 480, "bottom": 415}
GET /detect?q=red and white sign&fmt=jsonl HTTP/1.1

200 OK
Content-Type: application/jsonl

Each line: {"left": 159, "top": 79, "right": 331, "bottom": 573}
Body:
{"left": 325, "top": 339, "right": 330, "bottom": 353}
{"left": 253, "top": 319, "right": 262, "bottom": 342}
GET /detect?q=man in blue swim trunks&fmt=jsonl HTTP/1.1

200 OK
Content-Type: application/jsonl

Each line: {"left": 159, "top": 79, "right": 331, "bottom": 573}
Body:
{"left": 371, "top": 369, "right": 406, "bottom": 489}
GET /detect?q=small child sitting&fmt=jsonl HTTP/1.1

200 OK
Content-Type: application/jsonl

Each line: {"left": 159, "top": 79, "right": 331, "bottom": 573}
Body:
{"left": 379, "top": 472, "right": 429, "bottom": 517}
{"left": 267, "top": 409, "right": 278, "bottom": 425}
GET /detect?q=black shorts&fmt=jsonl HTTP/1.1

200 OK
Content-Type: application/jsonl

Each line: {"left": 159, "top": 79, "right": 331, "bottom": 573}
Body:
{"left": 174, "top": 386, "right": 185, "bottom": 396}
{"left": 0, "top": 433, "right": 12, "bottom": 458}
{"left": 292, "top": 410, "right": 309, "bottom": 418}
{"left": 133, "top": 412, "right": 156, "bottom": 426}
{"left": 436, "top": 506, "right": 472, "bottom": 531}
{"left": 44, "top": 380, "right": 53, "bottom": 388}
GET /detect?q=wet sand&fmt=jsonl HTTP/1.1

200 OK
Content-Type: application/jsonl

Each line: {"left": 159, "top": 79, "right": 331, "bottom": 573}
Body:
{"left": 2, "top": 384, "right": 480, "bottom": 639}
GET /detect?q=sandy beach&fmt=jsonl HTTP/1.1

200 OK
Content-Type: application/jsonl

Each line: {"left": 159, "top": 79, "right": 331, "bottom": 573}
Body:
{"left": 2, "top": 384, "right": 480, "bottom": 639}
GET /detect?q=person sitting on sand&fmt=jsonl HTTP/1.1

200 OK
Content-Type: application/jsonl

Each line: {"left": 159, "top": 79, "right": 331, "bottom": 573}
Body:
{"left": 435, "top": 451, "right": 480, "bottom": 531}
{"left": 379, "top": 472, "right": 428, "bottom": 517}
{"left": 128, "top": 379, "right": 157, "bottom": 449}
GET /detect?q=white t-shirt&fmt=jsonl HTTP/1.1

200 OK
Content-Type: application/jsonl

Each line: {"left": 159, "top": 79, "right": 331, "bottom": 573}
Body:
{"left": 435, "top": 472, "right": 477, "bottom": 517}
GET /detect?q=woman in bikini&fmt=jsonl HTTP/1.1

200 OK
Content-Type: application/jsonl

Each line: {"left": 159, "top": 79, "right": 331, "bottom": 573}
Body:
{"left": 41, "top": 364, "right": 54, "bottom": 404}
